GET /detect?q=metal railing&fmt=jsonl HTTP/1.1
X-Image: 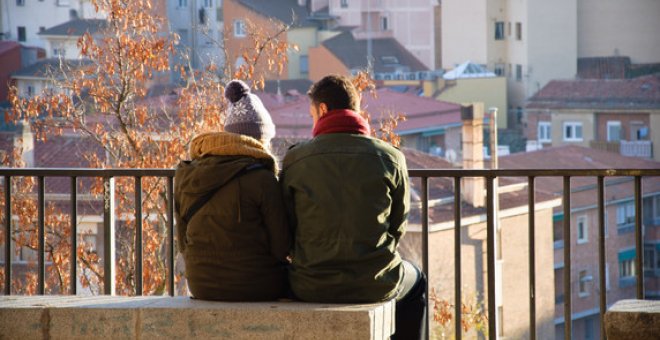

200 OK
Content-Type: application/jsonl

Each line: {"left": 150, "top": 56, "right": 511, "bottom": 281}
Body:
{"left": 1, "top": 167, "right": 659, "bottom": 340}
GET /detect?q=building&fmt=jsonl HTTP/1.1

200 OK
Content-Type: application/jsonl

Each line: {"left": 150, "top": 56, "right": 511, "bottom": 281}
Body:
{"left": 167, "top": 0, "right": 224, "bottom": 71}
{"left": 425, "top": 61, "right": 508, "bottom": 128}
{"left": 500, "top": 145, "right": 660, "bottom": 340}
{"left": 0, "top": 41, "right": 21, "bottom": 102}
{"left": 38, "top": 18, "right": 106, "bottom": 59}
{"left": 223, "top": 0, "right": 320, "bottom": 80}
{"left": 440, "top": 0, "right": 660, "bottom": 128}
{"left": 0, "top": 0, "right": 102, "bottom": 48}
{"left": 307, "top": 30, "right": 430, "bottom": 82}
{"left": 314, "top": 0, "right": 441, "bottom": 70}
{"left": 399, "top": 106, "right": 560, "bottom": 338}
{"left": 524, "top": 74, "right": 660, "bottom": 162}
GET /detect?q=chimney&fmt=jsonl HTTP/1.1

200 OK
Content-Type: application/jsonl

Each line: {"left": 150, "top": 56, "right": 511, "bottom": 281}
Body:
{"left": 461, "top": 103, "right": 485, "bottom": 208}
{"left": 14, "top": 122, "right": 35, "bottom": 167}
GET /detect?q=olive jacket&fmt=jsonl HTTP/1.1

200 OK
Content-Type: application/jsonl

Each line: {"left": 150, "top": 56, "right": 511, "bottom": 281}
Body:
{"left": 281, "top": 133, "right": 410, "bottom": 303}
{"left": 175, "top": 132, "right": 290, "bottom": 301}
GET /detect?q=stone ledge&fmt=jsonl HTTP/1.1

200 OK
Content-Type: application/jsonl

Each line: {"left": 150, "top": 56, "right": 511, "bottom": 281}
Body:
{"left": 604, "top": 299, "right": 660, "bottom": 340}
{"left": 0, "top": 296, "right": 395, "bottom": 340}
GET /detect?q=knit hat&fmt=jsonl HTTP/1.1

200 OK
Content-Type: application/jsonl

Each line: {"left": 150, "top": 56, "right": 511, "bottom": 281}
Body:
{"left": 223, "top": 80, "right": 276, "bottom": 142}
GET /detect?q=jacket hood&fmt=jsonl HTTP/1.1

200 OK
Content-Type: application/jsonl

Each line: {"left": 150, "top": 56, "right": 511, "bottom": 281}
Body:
{"left": 176, "top": 132, "right": 277, "bottom": 198}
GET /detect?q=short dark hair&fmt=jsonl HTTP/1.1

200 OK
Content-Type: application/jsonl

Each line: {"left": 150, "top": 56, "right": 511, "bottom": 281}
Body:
{"left": 307, "top": 74, "right": 360, "bottom": 112}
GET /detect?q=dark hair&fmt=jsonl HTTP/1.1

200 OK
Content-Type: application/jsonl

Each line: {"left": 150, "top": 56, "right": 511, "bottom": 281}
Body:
{"left": 307, "top": 74, "right": 360, "bottom": 112}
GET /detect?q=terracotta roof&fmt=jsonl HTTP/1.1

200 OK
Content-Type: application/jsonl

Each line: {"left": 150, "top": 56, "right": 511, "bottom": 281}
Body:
{"left": 263, "top": 88, "right": 462, "bottom": 138}
{"left": 39, "top": 19, "right": 106, "bottom": 37}
{"left": 237, "top": 0, "right": 317, "bottom": 27}
{"left": 499, "top": 145, "right": 660, "bottom": 208}
{"left": 12, "top": 58, "right": 92, "bottom": 79}
{"left": 320, "top": 31, "right": 428, "bottom": 74}
{"left": 526, "top": 74, "right": 660, "bottom": 110}
{"left": 263, "top": 79, "right": 313, "bottom": 95}
{"left": 0, "top": 41, "right": 21, "bottom": 55}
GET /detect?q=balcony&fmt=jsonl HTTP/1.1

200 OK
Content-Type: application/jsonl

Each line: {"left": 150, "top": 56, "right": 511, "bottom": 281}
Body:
{"left": 590, "top": 140, "right": 653, "bottom": 159}
{"left": 1, "top": 168, "right": 659, "bottom": 340}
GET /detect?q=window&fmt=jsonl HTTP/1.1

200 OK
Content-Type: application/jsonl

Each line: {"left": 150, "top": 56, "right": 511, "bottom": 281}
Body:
{"left": 300, "top": 55, "right": 309, "bottom": 75}
{"left": 178, "top": 0, "right": 188, "bottom": 7}
{"left": 494, "top": 64, "right": 505, "bottom": 76}
{"left": 177, "top": 29, "right": 189, "bottom": 45}
{"left": 17, "top": 26, "right": 26, "bottom": 42}
{"left": 644, "top": 246, "right": 655, "bottom": 271}
{"left": 16, "top": 0, "right": 25, "bottom": 6}
{"left": 516, "top": 22, "right": 522, "bottom": 40}
{"left": 82, "top": 234, "right": 97, "bottom": 254}
{"left": 26, "top": 85, "right": 34, "bottom": 97}
{"left": 538, "top": 121, "right": 551, "bottom": 142}
{"left": 577, "top": 215, "right": 588, "bottom": 244}
{"left": 340, "top": 0, "right": 348, "bottom": 8}
{"left": 563, "top": 121, "right": 583, "bottom": 142}
{"left": 585, "top": 317, "right": 594, "bottom": 340}
{"left": 515, "top": 64, "right": 522, "bottom": 81}
{"left": 619, "top": 258, "right": 635, "bottom": 278}
{"left": 631, "top": 122, "right": 649, "bottom": 141}
{"left": 39, "top": 26, "right": 45, "bottom": 33}
{"left": 53, "top": 48, "right": 65, "bottom": 57}
{"left": 578, "top": 270, "right": 590, "bottom": 297}
{"left": 233, "top": 20, "right": 246, "bottom": 37}
{"left": 380, "top": 16, "right": 388, "bottom": 31}
{"left": 616, "top": 201, "right": 635, "bottom": 227}
{"left": 204, "top": 0, "right": 212, "bottom": 7}
{"left": 495, "top": 22, "right": 505, "bottom": 40}
{"left": 607, "top": 121, "right": 622, "bottom": 142}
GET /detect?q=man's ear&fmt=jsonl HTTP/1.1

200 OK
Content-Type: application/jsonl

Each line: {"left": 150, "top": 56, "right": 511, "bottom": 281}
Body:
{"left": 318, "top": 102, "right": 329, "bottom": 116}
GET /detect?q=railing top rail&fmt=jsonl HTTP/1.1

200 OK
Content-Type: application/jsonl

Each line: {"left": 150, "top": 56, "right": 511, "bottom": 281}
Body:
{"left": 0, "top": 168, "right": 659, "bottom": 177}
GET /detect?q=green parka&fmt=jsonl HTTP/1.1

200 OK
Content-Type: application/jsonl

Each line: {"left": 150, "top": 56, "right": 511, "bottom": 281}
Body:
{"left": 175, "top": 132, "right": 290, "bottom": 301}
{"left": 281, "top": 133, "right": 410, "bottom": 303}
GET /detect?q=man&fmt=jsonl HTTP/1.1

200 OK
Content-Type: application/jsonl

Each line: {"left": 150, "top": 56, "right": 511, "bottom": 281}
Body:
{"left": 280, "top": 74, "right": 426, "bottom": 339}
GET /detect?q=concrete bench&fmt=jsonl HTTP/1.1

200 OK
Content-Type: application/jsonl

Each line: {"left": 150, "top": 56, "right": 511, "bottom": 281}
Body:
{"left": 0, "top": 296, "right": 395, "bottom": 340}
{"left": 604, "top": 299, "right": 660, "bottom": 340}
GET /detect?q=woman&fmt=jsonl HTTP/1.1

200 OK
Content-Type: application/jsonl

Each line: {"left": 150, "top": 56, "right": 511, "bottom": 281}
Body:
{"left": 175, "top": 80, "right": 290, "bottom": 301}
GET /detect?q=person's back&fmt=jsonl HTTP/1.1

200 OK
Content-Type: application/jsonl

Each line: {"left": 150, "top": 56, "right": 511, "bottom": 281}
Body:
{"left": 175, "top": 80, "right": 290, "bottom": 301}
{"left": 282, "top": 133, "right": 408, "bottom": 302}
{"left": 281, "top": 75, "right": 425, "bottom": 339}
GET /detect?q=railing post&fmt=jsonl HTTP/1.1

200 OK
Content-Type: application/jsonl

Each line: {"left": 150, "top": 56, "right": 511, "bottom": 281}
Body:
{"left": 528, "top": 176, "right": 536, "bottom": 340}
{"left": 103, "top": 176, "right": 116, "bottom": 295}
{"left": 563, "top": 176, "right": 572, "bottom": 340}
{"left": 4, "top": 176, "right": 11, "bottom": 295}
{"left": 454, "top": 177, "right": 462, "bottom": 340}
{"left": 421, "top": 176, "right": 430, "bottom": 340}
{"left": 38, "top": 176, "right": 45, "bottom": 295}
{"left": 70, "top": 176, "right": 77, "bottom": 295}
{"left": 167, "top": 176, "right": 175, "bottom": 297}
{"left": 634, "top": 176, "right": 643, "bottom": 299}
{"left": 134, "top": 176, "right": 143, "bottom": 296}
{"left": 598, "top": 176, "right": 606, "bottom": 339}
{"left": 486, "top": 177, "right": 497, "bottom": 340}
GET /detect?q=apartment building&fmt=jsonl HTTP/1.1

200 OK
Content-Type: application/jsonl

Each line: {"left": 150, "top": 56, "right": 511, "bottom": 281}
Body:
{"left": 525, "top": 74, "right": 660, "bottom": 162}
{"left": 167, "top": 0, "right": 224, "bottom": 71}
{"left": 0, "top": 0, "right": 102, "bottom": 48}
{"left": 501, "top": 145, "right": 660, "bottom": 340}
{"left": 440, "top": 0, "right": 660, "bottom": 129}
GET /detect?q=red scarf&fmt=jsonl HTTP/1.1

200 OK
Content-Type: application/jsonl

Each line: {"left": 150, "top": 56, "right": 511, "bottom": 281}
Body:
{"left": 312, "top": 109, "right": 371, "bottom": 137}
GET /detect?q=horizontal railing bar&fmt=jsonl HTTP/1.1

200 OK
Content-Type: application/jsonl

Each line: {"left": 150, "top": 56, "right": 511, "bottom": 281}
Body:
{"left": 1, "top": 168, "right": 659, "bottom": 178}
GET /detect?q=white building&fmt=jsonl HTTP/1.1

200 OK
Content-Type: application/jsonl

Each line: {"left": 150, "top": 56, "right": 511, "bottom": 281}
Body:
{"left": 167, "top": 0, "right": 224, "bottom": 72}
{"left": 0, "top": 0, "right": 102, "bottom": 48}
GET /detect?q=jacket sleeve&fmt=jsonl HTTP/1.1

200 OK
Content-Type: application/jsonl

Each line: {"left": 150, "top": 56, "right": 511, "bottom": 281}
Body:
{"left": 388, "top": 158, "right": 410, "bottom": 243}
{"left": 261, "top": 174, "right": 292, "bottom": 262}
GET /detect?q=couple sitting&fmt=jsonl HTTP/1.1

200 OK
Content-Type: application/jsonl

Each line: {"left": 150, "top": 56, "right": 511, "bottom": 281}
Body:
{"left": 175, "top": 75, "right": 426, "bottom": 339}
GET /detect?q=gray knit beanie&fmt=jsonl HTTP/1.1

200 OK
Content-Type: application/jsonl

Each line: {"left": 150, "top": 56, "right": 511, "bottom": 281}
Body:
{"left": 223, "top": 80, "right": 276, "bottom": 142}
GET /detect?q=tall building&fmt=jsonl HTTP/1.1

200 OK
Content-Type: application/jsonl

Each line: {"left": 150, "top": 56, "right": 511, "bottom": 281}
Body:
{"left": 440, "top": 0, "right": 660, "bottom": 129}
